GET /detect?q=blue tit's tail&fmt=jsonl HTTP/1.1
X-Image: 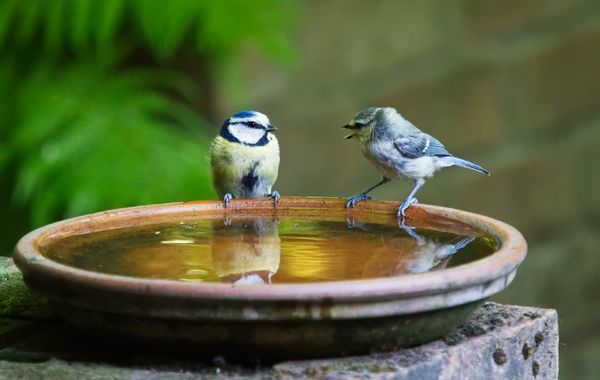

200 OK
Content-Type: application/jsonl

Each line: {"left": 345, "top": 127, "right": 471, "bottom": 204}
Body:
{"left": 444, "top": 156, "right": 490, "bottom": 176}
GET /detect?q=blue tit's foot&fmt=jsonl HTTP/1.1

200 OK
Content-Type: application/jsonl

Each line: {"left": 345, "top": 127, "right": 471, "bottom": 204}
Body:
{"left": 346, "top": 216, "right": 367, "bottom": 230}
{"left": 346, "top": 193, "right": 370, "bottom": 208}
{"left": 223, "top": 193, "right": 233, "bottom": 208}
{"left": 267, "top": 191, "right": 280, "bottom": 206}
{"left": 397, "top": 197, "right": 419, "bottom": 219}
{"left": 346, "top": 216, "right": 360, "bottom": 229}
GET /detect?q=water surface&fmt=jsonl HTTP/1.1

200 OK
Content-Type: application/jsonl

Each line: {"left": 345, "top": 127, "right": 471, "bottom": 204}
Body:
{"left": 41, "top": 217, "right": 497, "bottom": 284}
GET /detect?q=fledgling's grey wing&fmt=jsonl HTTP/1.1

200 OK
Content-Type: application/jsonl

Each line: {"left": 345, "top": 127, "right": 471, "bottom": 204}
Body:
{"left": 393, "top": 133, "right": 451, "bottom": 159}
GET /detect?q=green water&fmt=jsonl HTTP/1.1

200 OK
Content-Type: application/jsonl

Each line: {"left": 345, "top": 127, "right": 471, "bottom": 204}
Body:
{"left": 41, "top": 218, "right": 497, "bottom": 284}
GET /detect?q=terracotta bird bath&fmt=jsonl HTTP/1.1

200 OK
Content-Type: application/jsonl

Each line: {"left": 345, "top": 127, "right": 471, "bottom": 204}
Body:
{"left": 13, "top": 197, "right": 526, "bottom": 359}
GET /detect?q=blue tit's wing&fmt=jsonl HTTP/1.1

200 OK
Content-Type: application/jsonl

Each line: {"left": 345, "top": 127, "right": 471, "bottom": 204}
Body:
{"left": 393, "top": 133, "right": 451, "bottom": 158}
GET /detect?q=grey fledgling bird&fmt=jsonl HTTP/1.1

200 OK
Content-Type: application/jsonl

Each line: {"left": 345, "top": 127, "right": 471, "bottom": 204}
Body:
{"left": 343, "top": 107, "right": 490, "bottom": 218}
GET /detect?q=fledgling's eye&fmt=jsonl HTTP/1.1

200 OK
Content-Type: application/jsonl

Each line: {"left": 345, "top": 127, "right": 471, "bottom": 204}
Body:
{"left": 354, "top": 122, "right": 365, "bottom": 128}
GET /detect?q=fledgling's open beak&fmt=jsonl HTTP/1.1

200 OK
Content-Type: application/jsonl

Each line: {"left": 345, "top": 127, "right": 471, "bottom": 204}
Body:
{"left": 342, "top": 123, "right": 355, "bottom": 139}
{"left": 266, "top": 125, "right": 278, "bottom": 132}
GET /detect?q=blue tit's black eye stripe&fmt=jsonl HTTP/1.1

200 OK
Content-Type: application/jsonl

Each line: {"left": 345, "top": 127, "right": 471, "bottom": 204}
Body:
{"left": 243, "top": 121, "right": 263, "bottom": 129}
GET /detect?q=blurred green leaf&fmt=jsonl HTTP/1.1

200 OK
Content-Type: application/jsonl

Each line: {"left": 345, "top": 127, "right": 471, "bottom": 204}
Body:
{"left": 95, "top": 0, "right": 124, "bottom": 50}
{"left": 134, "top": 0, "right": 198, "bottom": 60}
{"left": 70, "top": 0, "right": 93, "bottom": 53}
{"left": 8, "top": 64, "right": 214, "bottom": 226}
{"left": 15, "top": 0, "right": 42, "bottom": 46}
{"left": 0, "top": 0, "right": 18, "bottom": 46}
{"left": 44, "top": 0, "right": 65, "bottom": 52}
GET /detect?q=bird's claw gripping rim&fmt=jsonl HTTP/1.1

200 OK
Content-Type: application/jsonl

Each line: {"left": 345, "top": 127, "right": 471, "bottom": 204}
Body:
{"left": 223, "top": 193, "right": 233, "bottom": 208}
{"left": 268, "top": 191, "right": 281, "bottom": 206}
{"left": 397, "top": 197, "right": 419, "bottom": 220}
{"left": 346, "top": 193, "right": 371, "bottom": 208}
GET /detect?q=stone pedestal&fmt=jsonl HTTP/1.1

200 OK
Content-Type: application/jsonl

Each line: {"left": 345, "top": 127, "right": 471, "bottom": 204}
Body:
{"left": 0, "top": 257, "right": 558, "bottom": 379}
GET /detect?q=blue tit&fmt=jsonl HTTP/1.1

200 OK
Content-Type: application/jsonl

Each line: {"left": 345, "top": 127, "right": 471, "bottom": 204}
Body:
{"left": 343, "top": 107, "right": 490, "bottom": 219}
{"left": 211, "top": 218, "right": 280, "bottom": 284}
{"left": 210, "top": 110, "right": 280, "bottom": 207}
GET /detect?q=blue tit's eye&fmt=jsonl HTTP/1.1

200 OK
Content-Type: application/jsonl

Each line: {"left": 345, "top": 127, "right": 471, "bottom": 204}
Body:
{"left": 248, "top": 121, "right": 258, "bottom": 128}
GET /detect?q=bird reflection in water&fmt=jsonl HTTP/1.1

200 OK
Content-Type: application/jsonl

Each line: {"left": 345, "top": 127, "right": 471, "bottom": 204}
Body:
{"left": 42, "top": 215, "right": 488, "bottom": 283}
{"left": 211, "top": 218, "right": 280, "bottom": 285}
{"left": 346, "top": 216, "right": 475, "bottom": 276}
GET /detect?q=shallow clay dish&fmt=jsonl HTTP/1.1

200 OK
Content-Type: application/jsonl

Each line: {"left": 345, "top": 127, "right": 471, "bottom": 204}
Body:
{"left": 13, "top": 197, "right": 527, "bottom": 359}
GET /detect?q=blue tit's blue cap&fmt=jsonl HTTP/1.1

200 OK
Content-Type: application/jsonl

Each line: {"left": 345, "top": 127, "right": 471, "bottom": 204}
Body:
{"left": 232, "top": 110, "right": 258, "bottom": 118}
{"left": 228, "top": 110, "right": 271, "bottom": 128}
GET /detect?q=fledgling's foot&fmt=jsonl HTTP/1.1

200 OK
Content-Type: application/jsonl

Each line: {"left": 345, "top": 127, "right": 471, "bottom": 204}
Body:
{"left": 267, "top": 191, "right": 280, "bottom": 206}
{"left": 397, "top": 197, "right": 419, "bottom": 219}
{"left": 346, "top": 193, "right": 370, "bottom": 208}
{"left": 397, "top": 219, "right": 425, "bottom": 245}
{"left": 223, "top": 193, "right": 233, "bottom": 208}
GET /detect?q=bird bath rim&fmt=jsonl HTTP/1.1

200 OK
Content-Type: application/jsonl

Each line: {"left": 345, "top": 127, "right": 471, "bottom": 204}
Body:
{"left": 13, "top": 197, "right": 527, "bottom": 320}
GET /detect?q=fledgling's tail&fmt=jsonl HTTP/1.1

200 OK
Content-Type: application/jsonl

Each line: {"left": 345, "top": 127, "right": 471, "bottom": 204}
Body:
{"left": 444, "top": 156, "right": 490, "bottom": 176}
{"left": 437, "top": 236, "right": 476, "bottom": 259}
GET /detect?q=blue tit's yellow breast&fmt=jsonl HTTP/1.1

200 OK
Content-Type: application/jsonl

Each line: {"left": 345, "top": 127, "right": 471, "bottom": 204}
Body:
{"left": 210, "top": 135, "right": 280, "bottom": 198}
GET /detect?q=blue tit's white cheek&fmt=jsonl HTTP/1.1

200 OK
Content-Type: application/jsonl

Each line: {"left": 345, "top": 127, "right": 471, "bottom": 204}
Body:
{"left": 228, "top": 124, "right": 266, "bottom": 145}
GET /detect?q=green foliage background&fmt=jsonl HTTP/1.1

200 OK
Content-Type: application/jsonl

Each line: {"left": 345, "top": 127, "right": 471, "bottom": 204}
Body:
{"left": 0, "top": 0, "right": 297, "bottom": 254}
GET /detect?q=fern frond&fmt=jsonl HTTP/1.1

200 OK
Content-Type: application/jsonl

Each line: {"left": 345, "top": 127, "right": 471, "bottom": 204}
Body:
{"left": 6, "top": 64, "right": 214, "bottom": 226}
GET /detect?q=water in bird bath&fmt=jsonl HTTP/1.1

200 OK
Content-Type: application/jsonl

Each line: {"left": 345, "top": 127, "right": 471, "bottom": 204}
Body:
{"left": 40, "top": 216, "right": 497, "bottom": 284}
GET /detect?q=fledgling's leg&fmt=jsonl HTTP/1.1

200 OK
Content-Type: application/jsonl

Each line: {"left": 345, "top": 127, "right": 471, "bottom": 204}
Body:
{"left": 223, "top": 193, "right": 233, "bottom": 208}
{"left": 397, "top": 219, "right": 426, "bottom": 245}
{"left": 397, "top": 179, "right": 425, "bottom": 219}
{"left": 266, "top": 191, "right": 280, "bottom": 205}
{"left": 346, "top": 177, "right": 390, "bottom": 208}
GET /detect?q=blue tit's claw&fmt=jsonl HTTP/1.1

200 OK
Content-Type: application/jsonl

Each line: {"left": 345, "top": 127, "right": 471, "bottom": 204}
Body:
{"left": 346, "top": 216, "right": 359, "bottom": 228}
{"left": 345, "top": 193, "right": 370, "bottom": 209}
{"left": 223, "top": 193, "right": 233, "bottom": 208}
{"left": 346, "top": 216, "right": 368, "bottom": 230}
{"left": 269, "top": 191, "right": 281, "bottom": 205}
{"left": 346, "top": 216, "right": 368, "bottom": 231}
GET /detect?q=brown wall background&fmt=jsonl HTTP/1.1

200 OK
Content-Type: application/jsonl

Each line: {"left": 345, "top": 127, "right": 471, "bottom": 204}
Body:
{"left": 216, "top": 1, "right": 600, "bottom": 377}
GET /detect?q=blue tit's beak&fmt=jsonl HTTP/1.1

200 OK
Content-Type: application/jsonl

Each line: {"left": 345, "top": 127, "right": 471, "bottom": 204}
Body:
{"left": 266, "top": 125, "right": 278, "bottom": 132}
